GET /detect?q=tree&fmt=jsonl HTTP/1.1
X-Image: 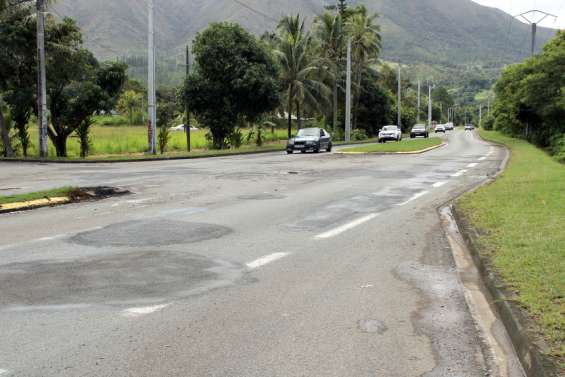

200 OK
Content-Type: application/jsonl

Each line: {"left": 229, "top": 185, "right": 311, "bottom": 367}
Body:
{"left": 345, "top": 6, "right": 382, "bottom": 129}
{"left": 45, "top": 18, "right": 126, "bottom": 157}
{"left": 185, "top": 23, "right": 280, "bottom": 149}
{"left": 118, "top": 90, "right": 142, "bottom": 125}
{"left": 315, "top": 11, "right": 345, "bottom": 131}
{"left": 356, "top": 70, "right": 393, "bottom": 135}
{"left": 276, "top": 15, "right": 330, "bottom": 138}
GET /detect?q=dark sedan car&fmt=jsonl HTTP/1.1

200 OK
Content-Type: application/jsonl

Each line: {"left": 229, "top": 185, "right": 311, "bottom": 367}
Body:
{"left": 410, "top": 124, "right": 429, "bottom": 138}
{"left": 287, "top": 128, "right": 332, "bottom": 154}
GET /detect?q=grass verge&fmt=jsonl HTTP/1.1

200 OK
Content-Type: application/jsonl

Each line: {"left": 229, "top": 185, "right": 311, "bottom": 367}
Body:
{"left": 0, "top": 187, "right": 74, "bottom": 205}
{"left": 340, "top": 137, "right": 442, "bottom": 153}
{"left": 457, "top": 130, "right": 564, "bottom": 369}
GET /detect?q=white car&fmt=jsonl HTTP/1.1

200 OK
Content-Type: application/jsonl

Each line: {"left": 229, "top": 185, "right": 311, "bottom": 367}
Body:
{"left": 170, "top": 124, "right": 199, "bottom": 132}
{"left": 435, "top": 124, "right": 446, "bottom": 133}
{"left": 445, "top": 122, "right": 454, "bottom": 131}
{"left": 378, "top": 125, "right": 402, "bottom": 143}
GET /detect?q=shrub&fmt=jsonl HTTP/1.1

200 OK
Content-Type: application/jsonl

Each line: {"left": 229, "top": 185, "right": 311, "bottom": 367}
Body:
{"left": 351, "top": 129, "right": 369, "bottom": 141}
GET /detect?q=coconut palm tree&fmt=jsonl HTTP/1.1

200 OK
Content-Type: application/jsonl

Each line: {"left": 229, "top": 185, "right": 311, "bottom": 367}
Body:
{"left": 276, "top": 14, "right": 330, "bottom": 138}
{"left": 345, "top": 6, "right": 382, "bottom": 128}
{"left": 314, "top": 11, "right": 345, "bottom": 131}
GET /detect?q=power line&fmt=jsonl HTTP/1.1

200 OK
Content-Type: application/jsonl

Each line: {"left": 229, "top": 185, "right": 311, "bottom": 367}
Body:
{"left": 231, "top": 0, "right": 278, "bottom": 23}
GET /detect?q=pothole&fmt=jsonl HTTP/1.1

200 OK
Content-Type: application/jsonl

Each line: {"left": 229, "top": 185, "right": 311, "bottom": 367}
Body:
{"left": 237, "top": 194, "right": 286, "bottom": 200}
{"left": 358, "top": 319, "right": 388, "bottom": 334}
{"left": 70, "top": 219, "right": 232, "bottom": 247}
{"left": 0, "top": 251, "right": 242, "bottom": 307}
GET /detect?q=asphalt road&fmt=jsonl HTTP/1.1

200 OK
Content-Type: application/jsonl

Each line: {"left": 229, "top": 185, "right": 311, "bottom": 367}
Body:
{"left": 0, "top": 130, "right": 510, "bottom": 376}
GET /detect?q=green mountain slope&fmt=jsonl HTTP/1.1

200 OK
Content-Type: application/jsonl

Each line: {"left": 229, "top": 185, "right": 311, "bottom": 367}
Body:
{"left": 53, "top": 0, "right": 555, "bottom": 66}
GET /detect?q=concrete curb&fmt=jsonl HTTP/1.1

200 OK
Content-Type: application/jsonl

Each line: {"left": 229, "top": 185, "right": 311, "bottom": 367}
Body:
{"left": 0, "top": 197, "right": 70, "bottom": 214}
{"left": 445, "top": 133, "right": 559, "bottom": 376}
{"left": 0, "top": 187, "right": 130, "bottom": 215}
{"left": 0, "top": 140, "right": 380, "bottom": 164}
{"left": 335, "top": 142, "right": 447, "bottom": 155}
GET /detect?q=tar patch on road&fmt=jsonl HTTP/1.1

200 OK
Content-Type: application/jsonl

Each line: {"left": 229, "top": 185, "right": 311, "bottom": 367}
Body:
{"left": 0, "top": 251, "right": 241, "bottom": 308}
{"left": 237, "top": 194, "right": 286, "bottom": 200}
{"left": 70, "top": 219, "right": 232, "bottom": 247}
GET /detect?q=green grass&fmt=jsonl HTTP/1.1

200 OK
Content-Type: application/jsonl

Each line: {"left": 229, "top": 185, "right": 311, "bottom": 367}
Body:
{"left": 22, "top": 125, "right": 291, "bottom": 158}
{"left": 340, "top": 137, "right": 442, "bottom": 153}
{"left": 458, "top": 130, "right": 565, "bottom": 369}
{"left": 0, "top": 187, "right": 74, "bottom": 205}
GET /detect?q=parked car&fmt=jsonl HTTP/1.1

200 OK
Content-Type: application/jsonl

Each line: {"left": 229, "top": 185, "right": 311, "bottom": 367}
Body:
{"left": 465, "top": 124, "right": 475, "bottom": 131}
{"left": 170, "top": 124, "right": 199, "bottom": 132}
{"left": 410, "top": 124, "right": 429, "bottom": 138}
{"left": 435, "top": 124, "right": 446, "bottom": 133}
{"left": 445, "top": 122, "right": 454, "bottom": 131}
{"left": 378, "top": 125, "right": 402, "bottom": 143}
{"left": 287, "top": 128, "right": 332, "bottom": 154}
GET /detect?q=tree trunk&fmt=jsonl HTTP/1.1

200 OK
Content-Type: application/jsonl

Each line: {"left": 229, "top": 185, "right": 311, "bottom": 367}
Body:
{"left": 53, "top": 133, "right": 68, "bottom": 157}
{"left": 0, "top": 100, "right": 15, "bottom": 157}
{"left": 287, "top": 86, "right": 293, "bottom": 139}
{"left": 332, "top": 78, "right": 338, "bottom": 131}
{"left": 352, "top": 67, "right": 362, "bottom": 130}
{"left": 296, "top": 101, "right": 302, "bottom": 130}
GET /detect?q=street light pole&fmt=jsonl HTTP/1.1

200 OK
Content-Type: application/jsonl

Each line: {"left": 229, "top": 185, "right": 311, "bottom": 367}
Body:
{"left": 185, "top": 44, "right": 191, "bottom": 152}
{"left": 417, "top": 80, "right": 421, "bottom": 124}
{"left": 147, "top": 0, "right": 157, "bottom": 154}
{"left": 37, "top": 0, "right": 48, "bottom": 158}
{"left": 427, "top": 82, "right": 433, "bottom": 127}
{"left": 515, "top": 10, "right": 557, "bottom": 57}
{"left": 397, "top": 64, "right": 401, "bottom": 130}
{"left": 345, "top": 38, "right": 352, "bottom": 143}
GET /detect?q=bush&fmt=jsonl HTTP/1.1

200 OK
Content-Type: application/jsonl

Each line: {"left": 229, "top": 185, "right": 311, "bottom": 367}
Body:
{"left": 549, "top": 133, "right": 565, "bottom": 163}
{"left": 351, "top": 129, "right": 369, "bottom": 141}
{"left": 229, "top": 128, "right": 244, "bottom": 149}
{"left": 94, "top": 115, "right": 129, "bottom": 127}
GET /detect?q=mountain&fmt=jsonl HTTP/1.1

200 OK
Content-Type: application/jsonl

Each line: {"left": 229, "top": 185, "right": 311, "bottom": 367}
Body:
{"left": 52, "top": 0, "right": 556, "bottom": 63}
{"left": 52, "top": 0, "right": 556, "bottom": 91}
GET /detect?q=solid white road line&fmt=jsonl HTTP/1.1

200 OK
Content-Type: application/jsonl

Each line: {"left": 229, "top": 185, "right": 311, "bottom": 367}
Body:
{"left": 451, "top": 169, "right": 468, "bottom": 177}
{"left": 315, "top": 213, "right": 379, "bottom": 240}
{"left": 246, "top": 252, "right": 290, "bottom": 269}
{"left": 121, "top": 304, "right": 169, "bottom": 318}
{"left": 432, "top": 181, "right": 448, "bottom": 188}
{"left": 467, "top": 163, "right": 479, "bottom": 168}
{"left": 478, "top": 157, "right": 487, "bottom": 161}
{"left": 0, "top": 369, "right": 8, "bottom": 376}
{"left": 397, "top": 191, "right": 429, "bottom": 207}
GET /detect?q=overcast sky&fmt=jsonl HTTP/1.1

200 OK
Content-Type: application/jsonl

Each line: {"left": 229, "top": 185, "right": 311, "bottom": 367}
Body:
{"left": 472, "top": 0, "right": 565, "bottom": 28}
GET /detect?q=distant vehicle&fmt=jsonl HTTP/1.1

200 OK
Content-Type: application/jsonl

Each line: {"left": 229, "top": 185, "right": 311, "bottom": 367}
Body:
{"left": 170, "top": 124, "right": 199, "bottom": 132}
{"left": 378, "top": 125, "right": 402, "bottom": 143}
{"left": 287, "top": 128, "right": 332, "bottom": 154}
{"left": 435, "top": 124, "right": 446, "bottom": 133}
{"left": 410, "top": 124, "right": 429, "bottom": 138}
{"left": 445, "top": 122, "right": 454, "bottom": 131}
{"left": 465, "top": 124, "right": 475, "bottom": 131}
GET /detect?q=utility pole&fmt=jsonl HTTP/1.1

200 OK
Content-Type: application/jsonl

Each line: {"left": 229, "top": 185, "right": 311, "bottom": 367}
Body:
{"left": 397, "top": 64, "right": 401, "bottom": 130}
{"left": 515, "top": 10, "right": 557, "bottom": 57}
{"left": 417, "top": 80, "right": 421, "bottom": 124}
{"left": 147, "top": 0, "right": 157, "bottom": 154}
{"left": 427, "top": 82, "right": 433, "bottom": 127}
{"left": 345, "top": 38, "right": 352, "bottom": 143}
{"left": 37, "top": 0, "right": 48, "bottom": 158}
{"left": 185, "top": 45, "right": 191, "bottom": 152}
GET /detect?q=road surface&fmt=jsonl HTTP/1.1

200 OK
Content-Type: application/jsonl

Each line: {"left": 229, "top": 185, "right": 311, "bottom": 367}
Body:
{"left": 0, "top": 131, "right": 512, "bottom": 376}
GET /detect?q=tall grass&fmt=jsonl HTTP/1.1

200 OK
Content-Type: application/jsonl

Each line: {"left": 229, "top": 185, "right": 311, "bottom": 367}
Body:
{"left": 24, "top": 124, "right": 291, "bottom": 158}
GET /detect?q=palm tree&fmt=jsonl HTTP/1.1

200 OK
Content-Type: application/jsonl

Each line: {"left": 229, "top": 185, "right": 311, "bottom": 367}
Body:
{"left": 345, "top": 6, "right": 381, "bottom": 128}
{"left": 276, "top": 14, "right": 330, "bottom": 138}
{"left": 314, "top": 11, "right": 344, "bottom": 131}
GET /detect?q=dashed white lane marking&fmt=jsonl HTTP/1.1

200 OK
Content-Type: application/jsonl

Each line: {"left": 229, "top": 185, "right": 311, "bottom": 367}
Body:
{"left": 478, "top": 157, "right": 487, "bottom": 161}
{"left": 432, "top": 181, "right": 448, "bottom": 188}
{"left": 397, "top": 191, "right": 429, "bottom": 207}
{"left": 246, "top": 252, "right": 290, "bottom": 269}
{"left": 0, "top": 369, "right": 9, "bottom": 376}
{"left": 451, "top": 169, "right": 468, "bottom": 177}
{"left": 467, "top": 163, "right": 479, "bottom": 168}
{"left": 121, "top": 304, "right": 169, "bottom": 318}
{"left": 315, "top": 213, "right": 379, "bottom": 240}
